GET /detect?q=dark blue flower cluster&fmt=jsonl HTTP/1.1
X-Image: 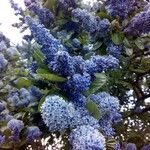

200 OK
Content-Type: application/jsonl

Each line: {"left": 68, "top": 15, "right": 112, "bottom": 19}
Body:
{"left": 24, "top": 0, "right": 54, "bottom": 25}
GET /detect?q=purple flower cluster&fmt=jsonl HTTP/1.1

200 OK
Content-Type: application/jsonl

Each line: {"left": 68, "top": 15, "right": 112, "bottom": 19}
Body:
{"left": 124, "top": 3, "right": 150, "bottom": 36}
{"left": 0, "top": 54, "right": 8, "bottom": 71}
{"left": 7, "top": 119, "right": 24, "bottom": 141}
{"left": 26, "top": 126, "right": 42, "bottom": 142}
{"left": 105, "top": 0, "right": 140, "bottom": 19}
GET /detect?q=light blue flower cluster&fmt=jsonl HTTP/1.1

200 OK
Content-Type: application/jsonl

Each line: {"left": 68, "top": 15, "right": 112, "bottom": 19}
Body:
{"left": 72, "top": 8, "right": 110, "bottom": 38}
{"left": 24, "top": 0, "right": 54, "bottom": 25}
{"left": 26, "top": 126, "right": 42, "bottom": 142}
{"left": 69, "top": 125, "right": 106, "bottom": 150}
{"left": 41, "top": 95, "right": 76, "bottom": 132}
{"left": 0, "top": 102, "right": 5, "bottom": 112}
{"left": 105, "top": 0, "right": 141, "bottom": 19}
{"left": 7, "top": 119, "right": 24, "bottom": 141}
{"left": 124, "top": 3, "right": 150, "bottom": 36}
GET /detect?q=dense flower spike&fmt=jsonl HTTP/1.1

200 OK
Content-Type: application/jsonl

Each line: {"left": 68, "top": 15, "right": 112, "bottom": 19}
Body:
{"left": 105, "top": 0, "right": 141, "bottom": 19}
{"left": 65, "top": 73, "right": 91, "bottom": 92}
{"left": 70, "top": 125, "right": 106, "bottom": 150}
{"left": 48, "top": 51, "right": 75, "bottom": 76}
{"left": 7, "top": 119, "right": 24, "bottom": 141}
{"left": 124, "top": 3, "right": 150, "bottom": 36}
{"left": 84, "top": 55, "right": 119, "bottom": 74}
{"left": 72, "top": 8, "right": 110, "bottom": 37}
{"left": 41, "top": 95, "right": 76, "bottom": 132}
{"left": 26, "top": 126, "right": 42, "bottom": 142}
{"left": 25, "top": 17, "right": 65, "bottom": 51}
{"left": 24, "top": 0, "right": 54, "bottom": 25}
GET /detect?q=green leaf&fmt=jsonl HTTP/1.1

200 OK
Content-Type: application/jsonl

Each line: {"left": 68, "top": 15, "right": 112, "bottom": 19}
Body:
{"left": 14, "top": 77, "right": 31, "bottom": 89}
{"left": 96, "top": 12, "right": 112, "bottom": 20}
{"left": 135, "top": 38, "right": 144, "bottom": 50}
{"left": 111, "top": 32, "right": 124, "bottom": 45}
{"left": 86, "top": 100, "right": 101, "bottom": 120}
{"left": 125, "top": 47, "right": 133, "bottom": 56}
{"left": 37, "top": 68, "right": 67, "bottom": 82}
{"left": 85, "top": 73, "right": 107, "bottom": 95}
{"left": 92, "top": 42, "right": 103, "bottom": 51}
{"left": 33, "top": 49, "right": 44, "bottom": 65}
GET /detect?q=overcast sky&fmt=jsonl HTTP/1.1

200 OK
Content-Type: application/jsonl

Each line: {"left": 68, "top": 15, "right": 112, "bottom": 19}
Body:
{"left": 0, "top": 0, "right": 26, "bottom": 44}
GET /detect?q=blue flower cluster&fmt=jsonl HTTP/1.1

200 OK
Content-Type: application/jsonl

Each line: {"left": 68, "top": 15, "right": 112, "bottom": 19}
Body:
{"left": 69, "top": 125, "right": 106, "bottom": 150}
{"left": 41, "top": 95, "right": 77, "bottom": 132}
{"left": 0, "top": 54, "right": 8, "bottom": 71}
{"left": 72, "top": 8, "right": 110, "bottom": 38}
{"left": 26, "top": 126, "right": 42, "bottom": 143}
{"left": 8, "top": 88, "right": 33, "bottom": 107}
{"left": 106, "top": 42, "right": 123, "bottom": 59}
{"left": 90, "top": 92, "right": 121, "bottom": 136}
{"left": 24, "top": 0, "right": 54, "bottom": 25}
{"left": 7, "top": 119, "right": 24, "bottom": 141}
{"left": 142, "top": 144, "right": 150, "bottom": 150}
{"left": 125, "top": 143, "right": 137, "bottom": 150}
{"left": 124, "top": 3, "right": 150, "bottom": 36}
{"left": 105, "top": 0, "right": 139, "bottom": 19}
{"left": 7, "top": 87, "right": 42, "bottom": 108}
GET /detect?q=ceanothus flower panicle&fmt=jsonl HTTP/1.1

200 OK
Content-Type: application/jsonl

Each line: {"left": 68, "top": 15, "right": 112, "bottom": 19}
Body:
{"left": 69, "top": 125, "right": 106, "bottom": 150}
{"left": 84, "top": 55, "right": 119, "bottom": 74}
{"left": 72, "top": 8, "right": 110, "bottom": 37}
{"left": 124, "top": 3, "right": 150, "bottom": 36}
{"left": 24, "top": 0, "right": 54, "bottom": 25}
{"left": 7, "top": 119, "right": 24, "bottom": 141}
{"left": 90, "top": 92, "right": 121, "bottom": 121}
{"left": 41, "top": 95, "right": 76, "bottom": 132}
{"left": 0, "top": 102, "right": 5, "bottom": 112}
{"left": 48, "top": 51, "right": 75, "bottom": 76}
{"left": 25, "top": 17, "right": 65, "bottom": 51}
{"left": 65, "top": 73, "right": 91, "bottom": 92}
{"left": 26, "top": 126, "right": 42, "bottom": 142}
{"left": 105, "top": 0, "right": 141, "bottom": 19}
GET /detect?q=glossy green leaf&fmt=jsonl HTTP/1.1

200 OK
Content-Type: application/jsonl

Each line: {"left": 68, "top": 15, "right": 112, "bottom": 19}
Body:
{"left": 111, "top": 32, "right": 124, "bottom": 45}
{"left": 14, "top": 77, "right": 31, "bottom": 88}
{"left": 85, "top": 73, "right": 107, "bottom": 95}
{"left": 37, "top": 68, "right": 66, "bottom": 82}
{"left": 33, "top": 49, "right": 44, "bottom": 65}
{"left": 86, "top": 100, "right": 101, "bottom": 120}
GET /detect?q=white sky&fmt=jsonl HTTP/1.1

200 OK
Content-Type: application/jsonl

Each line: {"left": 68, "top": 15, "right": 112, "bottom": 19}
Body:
{"left": 0, "top": 0, "right": 26, "bottom": 44}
